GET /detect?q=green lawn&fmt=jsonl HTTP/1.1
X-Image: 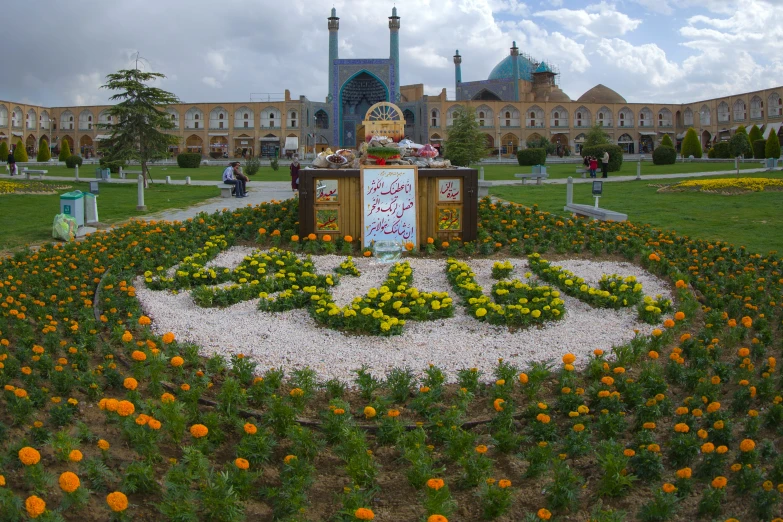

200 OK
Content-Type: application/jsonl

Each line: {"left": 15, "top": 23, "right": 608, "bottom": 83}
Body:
{"left": 471, "top": 160, "right": 763, "bottom": 180}
{"left": 490, "top": 171, "right": 783, "bottom": 254}
{"left": 0, "top": 181, "right": 217, "bottom": 253}
{"left": 24, "top": 164, "right": 291, "bottom": 182}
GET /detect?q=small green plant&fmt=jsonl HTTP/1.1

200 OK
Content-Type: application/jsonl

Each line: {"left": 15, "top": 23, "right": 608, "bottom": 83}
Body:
{"left": 638, "top": 485, "right": 679, "bottom": 522}
{"left": 37, "top": 140, "right": 51, "bottom": 162}
{"left": 423, "top": 478, "right": 456, "bottom": 517}
{"left": 596, "top": 440, "right": 636, "bottom": 498}
{"left": 384, "top": 367, "right": 415, "bottom": 403}
{"left": 270, "top": 156, "right": 279, "bottom": 171}
{"left": 543, "top": 460, "right": 583, "bottom": 512}
{"left": 697, "top": 478, "right": 727, "bottom": 518}
{"left": 244, "top": 156, "right": 260, "bottom": 175}
{"left": 479, "top": 479, "right": 513, "bottom": 519}
{"left": 354, "top": 365, "right": 382, "bottom": 401}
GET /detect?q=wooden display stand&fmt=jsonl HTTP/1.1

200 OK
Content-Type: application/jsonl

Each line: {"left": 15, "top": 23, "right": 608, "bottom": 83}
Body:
{"left": 298, "top": 167, "right": 478, "bottom": 244}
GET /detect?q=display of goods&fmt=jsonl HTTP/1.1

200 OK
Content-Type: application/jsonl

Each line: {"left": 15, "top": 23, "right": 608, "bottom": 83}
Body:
{"left": 418, "top": 144, "right": 438, "bottom": 159}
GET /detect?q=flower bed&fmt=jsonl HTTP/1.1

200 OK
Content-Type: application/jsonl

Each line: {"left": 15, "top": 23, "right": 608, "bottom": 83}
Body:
{"left": 0, "top": 197, "right": 780, "bottom": 521}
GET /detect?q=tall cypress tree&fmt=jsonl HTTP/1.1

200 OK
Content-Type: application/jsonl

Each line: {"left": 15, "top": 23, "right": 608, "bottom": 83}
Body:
{"left": 59, "top": 139, "right": 72, "bottom": 161}
{"left": 748, "top": 125, "right": 763, "bottom": 157}
{"left": 0, "top": 141, "right": 8, "bottom": 162}
{"left": 680, "top": 128, "right": 702, "bottom": 158}
{"left": 14, "top": 140, "right": 28, "bottom": 162}
{"left": 37, "top": 139, "right": 51, "bottom": 162}
{"left": 766, "top": 129, "right": 781, "bottom": 159}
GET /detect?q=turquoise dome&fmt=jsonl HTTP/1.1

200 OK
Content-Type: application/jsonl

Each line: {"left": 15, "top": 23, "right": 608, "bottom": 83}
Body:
{"left": 488, "top": 54, "right": 536, "bottom": 82}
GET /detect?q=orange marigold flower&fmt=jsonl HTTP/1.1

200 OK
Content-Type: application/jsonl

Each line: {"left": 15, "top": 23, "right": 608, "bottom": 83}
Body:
{"left": 105, "top": 398, "right": 119, "bottom": 412}
{"left": 475, "top": 445, "right": 488, "bottom": 454}
{"left": 426, "top": 478, "right": 445, "bottom": 490}
{"left": 0, "top": 474, "right": 5, "bottom": 486}
{"left": 676, "top": 467, "right": 692, "bottom": 479}
{"left": 536, "top": 414, "right": 551, "bottom": 424}
{"left": 69, "top": 450, "right": 83, "bottom": 462}
{"left": 131, "top": 350, "right": 147, "bottom": 362}
{"left": 161, "top": 332, "right": 175, "bottom": 344}
{"left": 648, "top": 350, "right": 659, "bottom": 359}
{"left": 148, "top": 419, "right": 162, "bottom": 430}
{"left": 740, "top": 439, "right": 756, "bottom": 452}
{"left": 135, "top": 414, "right": 150, "bottom": 426}
{"left": 244, "top": 423, "right": 258, "bottom": 435}
{"left": 235, "top": 458, "right": 250, "bottom": 470}
{"left": 387, "top": 409, "right": 401, "bottom": 417}
{"left": 19, "top": 447, "right": 41, "bottom": 466}
{"left": 364, "top": 406, "right": 377, "bottom": 419}
{"left": 562, "top": 353, "right": 576, "bottom": 364}
{"left": 711, "top": 476, "right": 727, "bottom": 489}
{"left": 662, "top": 483, "right": 677, "bottom": 493}
{"left": 701, "top": 442, "right": 715, "bottom": 453}
{"left": 674, "top": 423, "right": 690, "bottom": 433}
{"left": 737, "top": 347, "right": 750, "bottom": 358}
{"left": 674, "top": 311, "right": 685, "bottom": 321}
{"left": 123, "top": 377, "right": 138, "bottom": 391}
{"left": 190, "top": 424, "right": 208, "bottom": 438}
{"left": 573, "top": 424, "right": 585, "bottom": 432}
{"left": 354, "top": 507, "right": 375, "bottom": 520}
{"left": 706, "top": 401, "right": 721, "bottom": 413}
{"left": 59, "top": 471, "right": 80, "bottom": 493}
{"left": 427, "top": 516, "right": 448, "bottom": 522}
{"left": 116, "top": 400, "right": 135, "bottom": 417}
{"left": 713, "top": 420, "right": 724, "bottom": 430}
{"left": 537, "top": 508, "right": 552, "bottom": 520}
{"left": 170, "top": 356, "right": 184, "bottom": 367}
{"left": 493, "top": 398, "right": 505, "bottom": 412}
{"left": 643, "top": 422, "right": 656, "bottom": 430}
{"left": 25, "top": 496, "right": 46, "bottom": 518}
{"left": 284, "top": 455, "right": 297, "bottom": 464}
{"left": 344, "top": 235, "right": 353, "bottom": 243}
{"left": 498, "top": 479, "right": 512, "bottom": 488}
{"left": 138, "top": 316, "right": 151, "bottom": 326}
{"left": 121, "top": 331, "right": 133, "bottom": 342}
{"left": 601, "top": 376, "right": 615, "bottom": 386}
{"left": 652, "top": 328, "right": 663, "bottom": 337}
{"left": 161, "top": 393, "right": 175, "bottom": 403}
{"left": 98, "top": 439, "right": 110, "bottom": 451}
{"left": 716, "top": 445, "right": 728, "bottom": 454}
{"left": 518, "top": 373, "right": 529, "bottom": 384}
{"left": 106, "top": 491, "right": 128, "bottom": 512}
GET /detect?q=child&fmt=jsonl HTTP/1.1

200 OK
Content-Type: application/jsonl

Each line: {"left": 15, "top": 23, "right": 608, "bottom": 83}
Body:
{"left": 589, "top": 156, "right": 598, "bottom": 178}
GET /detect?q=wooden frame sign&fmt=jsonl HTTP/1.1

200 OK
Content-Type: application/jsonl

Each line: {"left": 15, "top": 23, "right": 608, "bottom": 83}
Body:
{"left": 360, "top": 165, "right": 418, "bottom": 248}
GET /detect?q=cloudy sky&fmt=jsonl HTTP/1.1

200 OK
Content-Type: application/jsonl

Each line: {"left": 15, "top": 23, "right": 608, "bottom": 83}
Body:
{"left": 5, "top": 0, "right": 782, "bottom": 108}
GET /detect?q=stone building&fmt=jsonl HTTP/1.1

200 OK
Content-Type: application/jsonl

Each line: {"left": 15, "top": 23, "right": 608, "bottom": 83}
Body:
{"left": 2, "top": 7, "right": 782, "bottom": 159}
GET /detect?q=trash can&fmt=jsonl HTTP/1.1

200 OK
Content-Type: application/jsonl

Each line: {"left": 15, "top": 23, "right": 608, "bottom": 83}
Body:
{"left": 532, "top": 165, "right": 542, "bottom": 174}
{"left": 60, "top": 191, "right": 85, "bottom": 227}
{"left": 89, "top": 180, "right": 100, "bottom": 195}
{"left": 84, "top": 193, "right": 99, "bottom": 224}
{"left": 95, "top": 167, "right": 110, "bottom": 180}
{"left": 539, "top": 166, "right": 547, "bottom": 175}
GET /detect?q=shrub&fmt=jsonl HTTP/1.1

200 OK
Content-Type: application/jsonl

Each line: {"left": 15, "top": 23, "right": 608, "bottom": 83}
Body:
{"left": 37, "top": 140, "right": 51, "bottom": 162}
{"left": 753, "top": 140, "right": 767, "bottom": 161}
{"left": 729, "top": 132, "right": 751, "bottom": 158}
{"left": 581, "top": 144, "right": 623, "bottom": 172}
{"left": 711, "top": 142, "right": 731, "bottom": 159}
{"left": 177, "top": 153, "right": 202, "bottom": 168}
{"left": 517, "top": 148, "right": 547, "bottom": 166}
{"left": 100, "top": 158, "right": 124, "bottom": 174}
{"left": 749, "top": 125, "right": 763, "bottom": 156}
{"left": 680, "top": 128, "right": 702, "bottom": 159}
{"left": 59, "top": 139, "right": 71, "bottom": 161}
{"left": 14, "top": 140, "right": 28, "bottom": 162}
{"left": 270, "top": 156, "right": 279, "bottom": 171}
{"left": 766, "top": 129, "right": 781, "bottom": 159}
{"left": 244, "top": 156, "right": 261, "bottom": 176}
{"left": 735, "top": 125, "right": 753, "bottom": 152}
{"left": 65, "top": 155, "right": 83, "bottom": 169}
{"left": 209, "top": 151, "right": 223, "bottom": 159}
{"left": 0, "top": 141, "right": 7, "bottom": 161}
{"left": 660, "top": 134, "right": 674, "bottom": 148}
{"left": 652, "top": 146, "right": 676, "bottom": 165}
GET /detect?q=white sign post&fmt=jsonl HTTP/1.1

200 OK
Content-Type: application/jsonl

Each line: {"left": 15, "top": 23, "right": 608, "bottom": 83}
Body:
{"left": 361, "top": 165, "right": 418, "bottom": 248}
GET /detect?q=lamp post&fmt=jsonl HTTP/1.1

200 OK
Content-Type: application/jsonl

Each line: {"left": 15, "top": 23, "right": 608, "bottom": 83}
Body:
{"left": 497, "top": 115, "right": 501, "bottom": 162}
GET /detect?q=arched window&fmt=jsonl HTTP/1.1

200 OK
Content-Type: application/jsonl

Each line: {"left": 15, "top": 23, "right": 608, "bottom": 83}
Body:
{"left": 550, "top": 106, "right": 568, "bottom": 128}
{"left": 750, "top": 96, "right": 763, "bottom": 119}
{"left": 733, "top": 99, "right": 746, "bottom": 121}
{"left": 316, "top": 110, "right": 329, "bottom": 129}
{"left": 700, "top": 105, "right": 711, "bottom": 125}
{"left": 430, "top": 109, "right": 440, "bottom": 127}
{"left": 717, "top": 102, "right": 730, "bottom": 123}
{"left": 684, "top": 108, "right": 694, "bottom": 126}
{"left": 185, "top": 108, "right": 203, "bottom": 129}
{"left": 527, "top": 106, "right": 544, "bottom": 127}
{"left": 767, "top": 93, "right": 782, "bottom": 117}
{"left": 639, "top": 108, "right": 653, "bottom": 127}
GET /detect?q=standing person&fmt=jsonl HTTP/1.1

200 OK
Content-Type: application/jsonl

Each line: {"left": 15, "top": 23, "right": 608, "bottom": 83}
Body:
{"left": 222, "top": 161, "right": 246, "bottom": 198}
{"left": 601, "top": 150, "right": 609, "bottom": 178}
{"left": 290, "top": 157, "right": 300, "bottom": 196}
{"left": 589, "top": 156, "right": 598, "bottom": 178}
{"left": 7, "top": 147, "right": 16, "bottom": 176}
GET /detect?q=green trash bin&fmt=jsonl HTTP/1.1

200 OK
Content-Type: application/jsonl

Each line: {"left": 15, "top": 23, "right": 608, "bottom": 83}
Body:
{"left": 60, "top": 191, "right": 85, "bottom": 227}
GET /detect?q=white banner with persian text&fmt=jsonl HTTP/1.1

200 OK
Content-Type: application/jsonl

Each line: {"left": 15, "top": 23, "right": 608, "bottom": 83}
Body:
{"left": 361, "top": 165, "right": 418, "bottom": 247}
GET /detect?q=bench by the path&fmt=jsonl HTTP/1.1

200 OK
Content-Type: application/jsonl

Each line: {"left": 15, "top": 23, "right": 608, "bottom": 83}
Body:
{"left": 515, "top": 171, "right": 549, "bottom": 185}
{"left": 22, "top": 168, "right": 47, "bottom": 180}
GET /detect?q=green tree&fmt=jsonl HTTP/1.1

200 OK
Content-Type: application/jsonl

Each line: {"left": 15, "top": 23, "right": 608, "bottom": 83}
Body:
{"left": 443, "top": 106, "right": 488, "bottom": 166}
{"left": 13, "top": 140, "right": 28, "bottom": 162}
{"left": 766, "top": 129, "right": 781, "bottom": 159}
{"left": 37, "top": 139, "right": 51, "bottom": 162}
{"left": 98, "top": 67, "right": 180, "bottom": 187}
{"left": 0, "top": 141, "right": 8, "bottom": 162}
{"left": 59, "top": 139, "right": 72, "bottom": 161}
{"left": 748, "top": 125, "right": 763, "bottom": 157}
{"left": 583, "top": 123, "right": 611, "bottom": 148}
{"left": 660, "top": 134, "right": 674, "bottom": 148}
{"left": 680, "top": 128, "right": 702, "bottom": 158}
{"left": 734, "top": 125, "right": 753, "bottom": 155}
{"left": 729, "top": 132, "right": 751, "bottom": 158}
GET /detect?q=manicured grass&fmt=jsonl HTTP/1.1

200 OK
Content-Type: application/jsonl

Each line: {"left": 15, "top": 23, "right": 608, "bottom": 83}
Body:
{"left": 21, "top": 164, "right": 291, "bottom": 182}
{"left": 471, "top": 160, "right": 763, "bottom": 180}
{"left": 0, "top": 181, "right": 217, "bottom": 252}
{"left": 490, "top": 171, "right": 783, "bottom": 254}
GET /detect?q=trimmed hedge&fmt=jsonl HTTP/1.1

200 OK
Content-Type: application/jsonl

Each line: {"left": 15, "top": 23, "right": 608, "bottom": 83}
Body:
{"left": 0, "top": 141, "right": 8, "bottom": 161}
{"left": 177, "top": 153, "right": 202, "bottom": 168}
{"left": 14, "top": 140, "right": 28, "bottom": 162}
{"left": 753, "top": 140, "right": 767, "bottom": 161}
{"left": 660, "top": 134, "right": 674, "bottom": 148}
{"left": 680, "top": 128, "right": 702, "bottom": 159}
{"left": 59, "top": 139, "right": 71, "bottom": 161}
{"left": 749, "top": 125, "right": 764, "bottom": 156}
{"left": 517, "top": 148, "right": 546, "bottom": 166}
{"left": 652, "top": 146, "right": 677, "bottom": 165}
{"left": 709, "top": 142, "right": 732, "bottom": 159}
{"left": 580, "top": 144, "right": 623, "bottom": 172}
{"left": 37, "top": 140, "right": 51, "bottom": 162}
{"left": 65, "top": 155, "right": 83, "bottom": 169}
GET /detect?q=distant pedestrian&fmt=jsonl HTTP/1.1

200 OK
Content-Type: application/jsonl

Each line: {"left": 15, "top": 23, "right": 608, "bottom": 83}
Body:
{"left": 601, "top": 150, "right": 609, "bottom": 178}
{"left": 589, "top": 156, "right": 598, "bottom": 178}
{"left": 290, "top": 157, "right": 300, "bottom": 195}
{"left": 7, "top": 148, "right": 16, "bottom": 176}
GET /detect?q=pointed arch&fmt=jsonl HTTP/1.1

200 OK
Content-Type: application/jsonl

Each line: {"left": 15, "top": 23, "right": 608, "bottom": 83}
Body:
{"left": 638, "top": 107, "right": 653, "bottom": 127}
{"left": 185, "top": 107, "right": 203, "bottom": 129}
{"left": 234, "top": 106, "right": 253, "bottom": 128}
{"left": 717, "top": 102, "right": 730, "bottom": 123}
{"left": 472, "top": 88, "right": 501, "bottom": 101}
{"left": 574, "top": 106, "right": 591, "bottom": 128}
{"left": 209, "top": 106, "right": 228, "bottom": 129}
{"left": 767, "top": 92, "right": 781, "bottom": 117}
{"left": 185, "top": 134, "right": 204, "bottom": 153}
{"left": 550, "top": 105, "right": 569, "bottom": 128}
{"left": 499, "top": 105, "right": 520, "bottom": 127}
{"left": 484, "top": 133, "right": 495, "bottom": 148}
{"left": 526, "top": 106, "right": 544, "bottom": 128}
{"left": 733, "top": 99, "right": 746, "bottom": 121}
{"left": 315, "top": 109, "right": 330, "bottom": 130}
{"left": 429, "top": 108, "right": 440, "bottom": 127}
{"left": 261, "top": 106, "right": 281, "bottom": 128}
{"left": 11, "top": 106, "right": 22, "bottom": 128}
{"left": 500, "top": 132, "right": 519, "bottom": 155}
{"left": 288, "top": 109, "right": 298, "bottom": 128}
{"left": 596, "top": 106, "right": 612, "bottom": 127}
{"left": 618, "top": 107, "right": 633, "bottom": 128}
{"left": 60, "top": 110, "right": 75, "bottom": 130}
{"left": 60, "top": 135, "right": 74, "bottom": 151}
{"left": 683, "top": 107, "right": 694, "bottom": 126}
{"left": 26, "top": 108, "right": 36, "bottom": 130}
{"left": 657, "top": 108, "right": 672, "bottom": 127}
{"left": 446, "top": 105, "right": 463, "bottom": 126}
{"left": 750, "top": 96, "right": 763, "bottom": 120}
{"left": 78, "top": 109, "right": 94, "bottom": 130}
{"left": 700, "top": 105, "right": 711, "bottom": 125}
{"left": 475, "top": 104, "right": 493, "bottom": 127}
{"left": 165, "top": 108, "right": 179, "bottom": 128}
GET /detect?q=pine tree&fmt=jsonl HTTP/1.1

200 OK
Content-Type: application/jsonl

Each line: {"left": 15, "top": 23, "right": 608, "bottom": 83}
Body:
{"left": 0, "top": 141, "right": 8, "bottom": 162}
{"left": 13, "top": 140, "right": 28, "bottom": 162}
{"left": 37, "top": 139, "right": 51, "bottom": 162}
{"left": 443, "top": 106, "right": 488, "bottom": 166}
{"left": 660, "top": 134, "right": 674, "bottom": 148}
{"left": 59, "top": 139, "right": 71, "bottom": 161}
{"left": 748, "top": 125, "right": 763, "bottom": 157}
{"left": 99, "top": 66, "right": 180, "bottom": 187}
{"left": 680, "top": 128, "right": 702, "bottom": 158}
{"left": 766, "top": 129, "right": 781, "bottom": 159}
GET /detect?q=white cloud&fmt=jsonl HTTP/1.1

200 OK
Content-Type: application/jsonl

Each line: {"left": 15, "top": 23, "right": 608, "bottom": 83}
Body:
{"left": 201, "top": 76, "right": 222, "bottom": 88}
{"left": 205, "top": 51, "right": 231, "bottom": 76}
{"left": 535, "top": 2, "right": 641, "bottom": 38}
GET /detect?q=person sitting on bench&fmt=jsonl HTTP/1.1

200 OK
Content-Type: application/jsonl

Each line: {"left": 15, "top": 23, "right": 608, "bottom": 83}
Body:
{"left": 222, "top": 161, "right": 246, "bottom": 198}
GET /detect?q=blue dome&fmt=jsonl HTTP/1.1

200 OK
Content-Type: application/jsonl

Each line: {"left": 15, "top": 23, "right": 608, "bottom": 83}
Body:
{"left": 487, "top": 54, "right": 536, "bottom": 81}
{"left": 535, "top": 61, "right": 552, "bottom": 73}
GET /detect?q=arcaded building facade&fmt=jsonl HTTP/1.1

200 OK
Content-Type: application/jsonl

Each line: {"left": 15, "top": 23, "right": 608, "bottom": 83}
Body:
{"left": 2, "top": 7, "right": 782, "bottom": 159}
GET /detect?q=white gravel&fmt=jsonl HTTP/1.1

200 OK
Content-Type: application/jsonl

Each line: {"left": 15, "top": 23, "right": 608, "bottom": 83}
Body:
{"left": 134, "top": 247, "right": 673, "bottom": 383}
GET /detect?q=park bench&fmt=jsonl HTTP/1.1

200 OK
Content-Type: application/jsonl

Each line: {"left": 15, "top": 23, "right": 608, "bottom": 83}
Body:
{"left": 514, "top": 172, "right": 549, "bottom": 185}
{"left": 123, "top": 170, "right": 142, "bottom": 182}
{"left": 217, "top": 183, "right": 235, "bottom": 198}
{"left": 564, "top": 203, "right": 627, "bottom": 222}
{"left": 22, "top": 168, "right": 47, "bottom": 180}
{"left": 576, "top": 167, "right": 588, "bottom": 178}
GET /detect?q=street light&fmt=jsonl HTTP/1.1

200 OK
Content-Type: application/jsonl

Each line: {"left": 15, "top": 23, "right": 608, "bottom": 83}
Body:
{"left": 497, "top": 114, "right": 501, "bottom": 162}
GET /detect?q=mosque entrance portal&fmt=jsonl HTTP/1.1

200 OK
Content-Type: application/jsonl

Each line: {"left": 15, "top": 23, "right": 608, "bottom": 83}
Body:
{"left": 339, "top": 71, "right": 388, "bottom": 147}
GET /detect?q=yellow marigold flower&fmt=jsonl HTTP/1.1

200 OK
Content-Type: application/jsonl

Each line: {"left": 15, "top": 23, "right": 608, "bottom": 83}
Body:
{"left": 564, "top": 363, "right": 575, "bottom": 372}
{"left": 763, "top": 481, "right": 774, "bottom": 491}
{"left": 59, "top": 471, "right": 80, "bottom": 493}
{"left": 190, "top": 424, "right": 208, "bottom": 438}
{"left": 364, "top": 406, "right": 377, "bottom": 419}
{"left": 234, "top": 458, "right": 250, "bottom": 470}
{"left": 25, "top": 496, "right": 46, "bottom": 518}
{"left": 69, "top": 450, "right": 83, "bottom": 462}
{"left": 19, "top": 447, "right": 41, "bottom": 466}
{"left": 572, "top": 424, "right": 585, "bottom": 432}
{"left": 577, "top": 405, "right": 589, "bottom": 414}
{"left": 354, "top": 507, "right": 375, "bottom": 520}
{"left": 426, "top": 478, "right": 445, "bottom": 490}
{"left": 106, "top": 491, "right": 128, "bottom": 512}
